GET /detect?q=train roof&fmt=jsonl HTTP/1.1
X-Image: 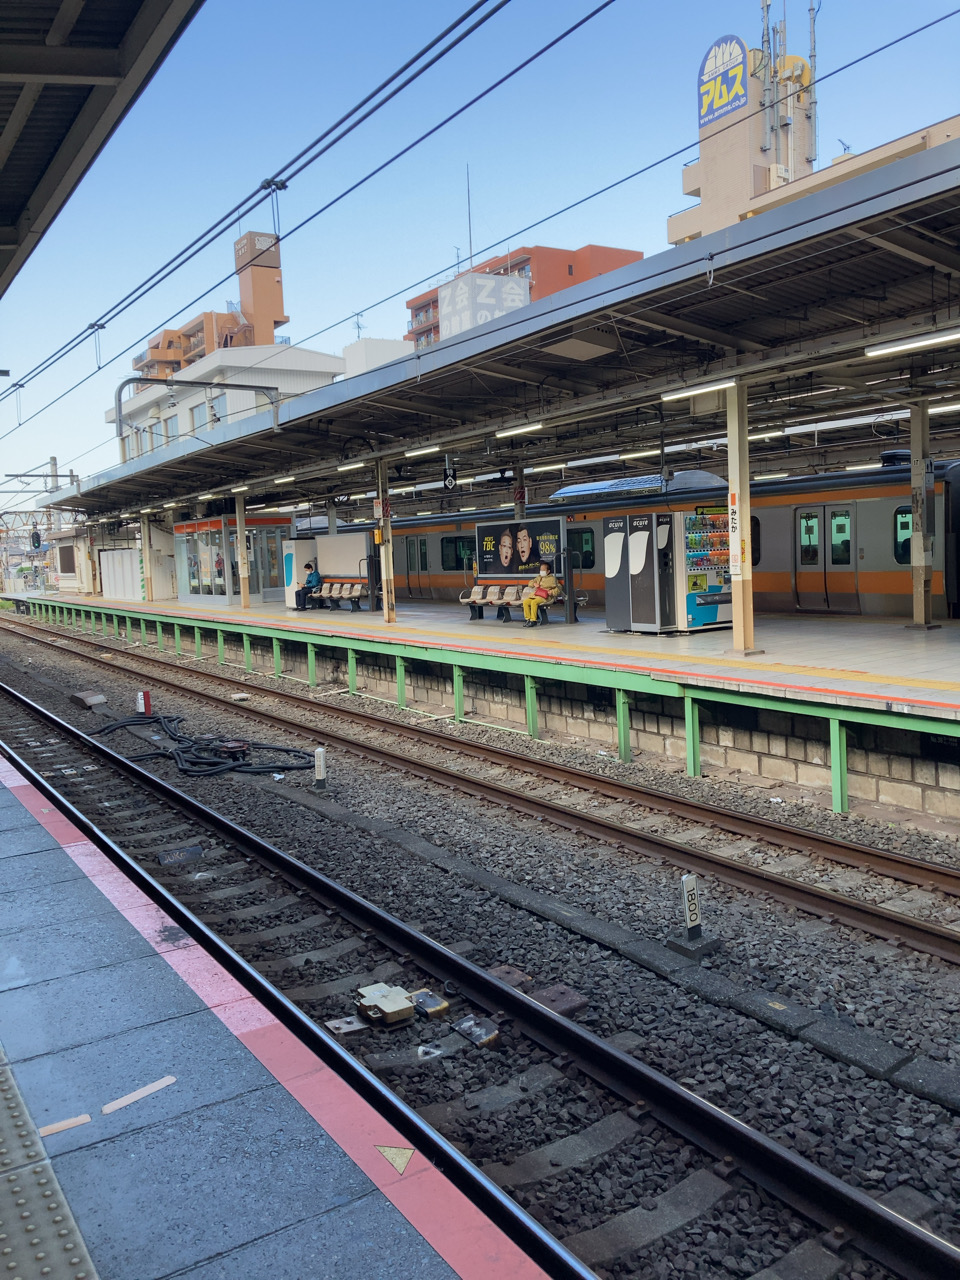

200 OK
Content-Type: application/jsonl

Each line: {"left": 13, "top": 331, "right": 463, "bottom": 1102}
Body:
{"left": 548, "top": 469, "right": 727, "bottom": 501}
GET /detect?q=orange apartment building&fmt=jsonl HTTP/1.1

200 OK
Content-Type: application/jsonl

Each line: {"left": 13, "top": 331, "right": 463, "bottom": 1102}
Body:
{"left": 133, "top": 231, "right": 290, "bottom": 380}
{"left": 405, "top": 243, "right": 643, "bottom": 351}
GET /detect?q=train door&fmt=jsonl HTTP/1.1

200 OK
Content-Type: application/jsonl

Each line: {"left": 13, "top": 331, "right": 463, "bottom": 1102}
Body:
{"left": 795, "top": 505, "right": 859, "bottom": 613}
{"left": 405, "top": 536, "right": 429, "bottom": 598}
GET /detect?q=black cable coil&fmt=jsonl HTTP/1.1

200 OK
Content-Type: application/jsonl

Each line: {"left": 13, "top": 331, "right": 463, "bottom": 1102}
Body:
{"left": 91, "top": 713, "right": 315, "bottom": 778}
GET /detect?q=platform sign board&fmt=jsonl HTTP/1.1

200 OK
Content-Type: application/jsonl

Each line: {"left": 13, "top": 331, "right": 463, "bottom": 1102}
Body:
{"left": 728, "top": 490, "right": 742, "bottom": 577}
{"left": 476, "top": 517, "right": 562, "bottom": 578}
{"left": 698, "top": 35, "right": 748, "bottom": 128}
{"left": 438, "top": 273, "right": 530, "bottom": 341}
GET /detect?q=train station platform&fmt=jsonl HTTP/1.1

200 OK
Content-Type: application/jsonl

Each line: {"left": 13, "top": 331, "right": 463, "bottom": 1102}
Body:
{"left": 7, "top": 590, "right": 960, "bottom": 815}
{"left": 0, "top": 757, "right": 547, "bottom": 1280}
{"left": 9, "top": 590, "right": 960, "bottom": 718}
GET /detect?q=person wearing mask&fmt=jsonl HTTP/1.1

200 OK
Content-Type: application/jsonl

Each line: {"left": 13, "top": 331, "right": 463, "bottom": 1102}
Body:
{"left": 522, "top": 560, "right": 559, "bottom": 626}
{"left": 295, "top": 562, "right": 323, "bottom": 610}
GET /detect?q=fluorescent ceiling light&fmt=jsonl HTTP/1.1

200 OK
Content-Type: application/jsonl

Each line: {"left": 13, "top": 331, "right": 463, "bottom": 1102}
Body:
{"left": 760, "top": 472, "right": 789, "bottom": 479}
{"left": 231, "top": 485, "right": 249, "bottom": 492}
{"left": 865, "top": 327, "right": 960, "bottom": 358}
{"left": 196, "top": 493, "right": 214, "bottom": 500}
{"left": 139, "top": 507, "right": 155, "bottom": 514}
{"left": 247, "top": 503, "right": 266, "bottom": 511}
{"left": 405, "top": 445, "right": 440, "bottom": 457}
{"left": 661, "top": 379, "right": 736, "bottom": 402}
{"left": 619, "top": 449, "right": 661, "bottom": 460}
{"left": 119, "top": 512, "right": 134, "bottom": 518}
{"left": 416, "top": 510, "right": 431, "bottom": 515}
{"left": 457, "top": 476, "right": 476, "bottom": 484}
{"left": 846, "top": 462, "right": 882, "bottom": 471}
{"left": 783, "top": 411, "right": 908, "bottom": 436}
{"left": 930, "top": 402, "right": 960, "bottom": 415}
{"left": 529, "top": 463, "right": 565, "bottom": 473}
{"left": 274, "top": 476, "right": 296, "bottom": 485}
{"left": 567, "top": 453, "right": 621, "bottom": 468}
{"left": 337, "top": 461, "right": 364, "bottom": 471}
{"left": 461, "top": 505, "right": 477, "bottom": 511}
{"left": 496, "top": 422, "right": 542, "bottom": 438}
{"left": 499, "top": 501, "right": 513, "bottom": 507}
{"left": 392, "top": 486, "right": 415, "bottom": 494}
{"left": 747, "top": 430, "right": 785, "bottom": 441}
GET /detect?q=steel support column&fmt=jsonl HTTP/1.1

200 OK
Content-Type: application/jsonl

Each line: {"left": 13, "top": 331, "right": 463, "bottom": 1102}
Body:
{"left": 376, "top": 459, "right": 396, "bottom": 623}
{"left": 235, "top": 494, "right": 250, "bottom": 609}
{"left": 217, "top": 630, "right": 225, "bottom": 665}
{"left": 272, "top": 637, "right": 282, "bottom": 677}
{"left": 243, "top": 633, "right": 252, "bottom": 672}
{"left": 524, "top": 674, "right": 539, "bottom": 739}
{"left": 908, "top": 401, "right": 939, "bottom": 630}
{"left": 830, "top": 718, "right": 849, "bottom": 814}
{"left": 347, "top": 648, "right": 357, "bottom": 694}
{"left": 725, "top": 383, "right": 762, "bottom": 655}
{"left": 139, "top": 516, "right": 154, "bottom": 603}
{"left": 685, "top": 693, "right": 701, "bottom": 777}
{"left": 615, "top": 688, "right": 631, "bottom": 763}
{"left": 307, "top": 643, "right": 317, "bottom": 687}
{"left": 453, "top": 664, "right": 465, "bottom": 722}
{"left": 396, "top": 655, "right": 407, "bottom": 709}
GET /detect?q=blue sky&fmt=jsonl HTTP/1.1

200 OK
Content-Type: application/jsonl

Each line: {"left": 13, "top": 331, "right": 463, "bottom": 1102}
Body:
{"left": 2, "top": 0, "right": 958, "bottom": 501}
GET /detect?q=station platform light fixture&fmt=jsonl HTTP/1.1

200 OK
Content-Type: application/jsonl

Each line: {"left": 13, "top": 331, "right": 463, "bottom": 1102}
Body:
{"left": 163, "top": 501, "right": 177, "bottom": 508}
{"left": 196, "top": 493, "right": 214, "bottom": 500}
{"left": 405, "top": 445, "right": 440, "bottom": 457}
{"left": 274, "top": 476, "right": 296, "bottom": 485}
{"left": 337, "top": 461, "right": 364, "bottom": 471}
{"left": 865, "top": 327, "right": 960, "bottom": 358}
{"left": 846, "top": 462, "right": 882, "bottom": 471}
{"left": 496, "top": 422, "right": 542, "bottom": 438}
{"left": 929, "top": 401, "right": 960, "bottom": 415}
{"left": 661, "top": 379, "right": 736, "bottom": 402}
{"left": 231, "top": 484, "right": 249, "bottom": 492}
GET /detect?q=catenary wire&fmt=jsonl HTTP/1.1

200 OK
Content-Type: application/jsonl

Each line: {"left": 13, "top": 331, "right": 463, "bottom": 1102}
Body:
{"left": 0, "top": 0, "right": 621, "bottom": 444}
{"left": 0, "top": 0, "right": 514, "bottom": 399}
{"left": 4, "top": 4, "right": 959, "bottom": 463}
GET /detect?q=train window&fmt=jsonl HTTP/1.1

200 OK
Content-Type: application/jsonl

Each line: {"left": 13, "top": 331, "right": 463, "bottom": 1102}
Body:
{"left": 440, "top": 536, "right": 475, "bottom": 571}
{"left": 751, "top": 516, "right": 761, "bottom": 566}
{"left": 566, "top": 528, "right": 596, "bottom": 569}
{"left": 419, "top": 537, "right": 428, "bottom": 571}
{"left": 799, "top": 512, "right": 820, "bottom": 564}
{"left": 894, "top": 506, "right": 912, "bottom": 565}
{"left": 830, "top": 511, "right": 851, "bottom": 565}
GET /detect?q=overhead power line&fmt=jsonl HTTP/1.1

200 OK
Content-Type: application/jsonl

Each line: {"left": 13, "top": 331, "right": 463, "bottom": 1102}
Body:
{"left": 0, "top": 0, "right": 515, "bottom": 401}
{"left": 0, "top": 0, "right": 620, "bottom": 444}
{"left": 4, "top": 3, "right": 959, "bottom": 456}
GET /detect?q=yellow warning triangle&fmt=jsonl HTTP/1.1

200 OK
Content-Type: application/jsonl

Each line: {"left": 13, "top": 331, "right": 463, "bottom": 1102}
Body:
{"left": 376, "top": 1144, "right": 414, "bottom": 1174}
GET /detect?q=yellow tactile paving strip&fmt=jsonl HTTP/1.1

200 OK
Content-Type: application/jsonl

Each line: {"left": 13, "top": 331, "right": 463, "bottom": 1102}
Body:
{"left": 17, "top": 594, "right": 960, "bottom": 710}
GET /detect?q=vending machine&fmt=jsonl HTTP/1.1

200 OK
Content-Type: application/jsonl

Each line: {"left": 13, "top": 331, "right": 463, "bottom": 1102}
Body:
{"left": 603, "top": 508, "right": 732, "bottom": 634}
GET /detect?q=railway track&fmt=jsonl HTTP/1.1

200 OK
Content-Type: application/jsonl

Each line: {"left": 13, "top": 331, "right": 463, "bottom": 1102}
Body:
{"left": 0, "top": 676, "right": 957, "bottom": 1280}
{"left": 4, "top": 612, "right": 960, "bottom": 967}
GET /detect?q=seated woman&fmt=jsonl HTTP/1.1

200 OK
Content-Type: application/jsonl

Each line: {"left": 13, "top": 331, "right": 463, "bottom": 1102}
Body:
{"left": 522, "top": 560, "right": 560, "bottom": 627}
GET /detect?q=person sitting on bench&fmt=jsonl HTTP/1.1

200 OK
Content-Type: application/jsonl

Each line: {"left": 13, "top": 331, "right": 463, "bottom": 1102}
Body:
{"left": 295, "top": 563, "right": 323, "bottom": 610}
{"left": 523, "top": 560, "right": 559, "bottom": 627}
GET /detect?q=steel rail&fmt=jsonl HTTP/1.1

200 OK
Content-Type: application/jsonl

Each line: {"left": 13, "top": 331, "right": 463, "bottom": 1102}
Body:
{"left": 4, "top": 615, "right": 959, "bottom": 898}
{"left": 4, "top": 618, "right": 960, "bottom": 963}
{"left": 0, "top": 687, "right": 594, "bottom": 1280}
{"left": 0, "top": 678, "right": 957, "bottom": 1280}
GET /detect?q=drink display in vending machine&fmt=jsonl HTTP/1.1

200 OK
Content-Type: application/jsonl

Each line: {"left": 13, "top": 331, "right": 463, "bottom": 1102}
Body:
{"left": 681, "top": 507, "right": 733, "bottom": 630}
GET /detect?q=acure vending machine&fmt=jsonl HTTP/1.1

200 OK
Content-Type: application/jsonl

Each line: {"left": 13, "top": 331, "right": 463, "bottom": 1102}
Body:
{"left": 602, "top": 508, "right": 732, "bottom": 634}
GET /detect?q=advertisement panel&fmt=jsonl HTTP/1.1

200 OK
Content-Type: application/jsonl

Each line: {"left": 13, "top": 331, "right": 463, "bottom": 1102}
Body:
{"left": 476, "top": 518, "right": 562, "bottom": 577}
{"left": 698, "top": 35, "right": 748, "bottom": 128}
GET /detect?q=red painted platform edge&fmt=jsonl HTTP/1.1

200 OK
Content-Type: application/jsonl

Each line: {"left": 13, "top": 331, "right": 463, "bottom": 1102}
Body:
{"left": 1, "top": 766, "right": 548, "bottom": 1280}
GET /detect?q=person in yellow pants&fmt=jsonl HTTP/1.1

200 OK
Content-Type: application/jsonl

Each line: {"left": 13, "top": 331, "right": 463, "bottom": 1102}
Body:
{"left": 522, "top": 560, "right": 560, "bottom": 626}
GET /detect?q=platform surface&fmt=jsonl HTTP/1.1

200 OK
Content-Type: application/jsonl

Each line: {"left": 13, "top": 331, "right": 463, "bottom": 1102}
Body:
{"left": 13, "top": 591, "right": 960, "bottom": 721}
{"left": 0, "top": 761, "right": 547, "bottom": 1280}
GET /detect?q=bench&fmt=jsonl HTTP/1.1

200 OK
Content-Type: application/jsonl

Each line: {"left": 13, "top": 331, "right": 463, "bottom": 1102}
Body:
{"left": 459, "top": 582, "right": 586, "bottom": 624}
{"left": 308, "top": 580, "right": 369, "bottom": 611}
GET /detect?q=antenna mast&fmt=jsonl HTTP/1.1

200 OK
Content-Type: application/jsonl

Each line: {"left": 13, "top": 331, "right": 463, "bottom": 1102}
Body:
{"left": 466, "top": 164, "right": 474, "bottom": 269}
{"left": 807, "top": 0, "right": 819, "bottom": 165}
{"left": 760, "top": 0, "right": 773, "bottom": 155}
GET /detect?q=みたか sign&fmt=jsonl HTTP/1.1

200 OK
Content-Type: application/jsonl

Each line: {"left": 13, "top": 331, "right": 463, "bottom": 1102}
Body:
{"left": 698, "top": 35, "right": 747, "bottom": 128}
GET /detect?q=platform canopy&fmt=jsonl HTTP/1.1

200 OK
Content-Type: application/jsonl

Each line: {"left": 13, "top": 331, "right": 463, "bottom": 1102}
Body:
{"left": 45, "top": 138, "right": 960, "bottom": 520}
{"left": 0, "top": 0, "right": 205, "bottom": 300}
